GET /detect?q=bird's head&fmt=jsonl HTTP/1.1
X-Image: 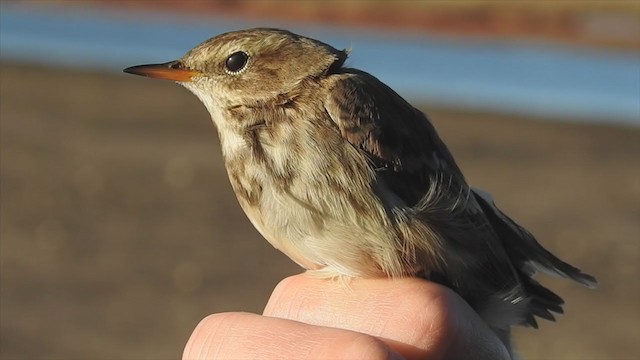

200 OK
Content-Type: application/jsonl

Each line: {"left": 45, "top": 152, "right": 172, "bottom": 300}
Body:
{"left": 124, "top": 28, "right": 347, "bottom": 113}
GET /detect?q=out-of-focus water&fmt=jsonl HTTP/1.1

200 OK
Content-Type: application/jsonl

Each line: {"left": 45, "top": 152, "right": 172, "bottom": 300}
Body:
{"left": 1, "top": 5, "right": 638, "bottom": 124}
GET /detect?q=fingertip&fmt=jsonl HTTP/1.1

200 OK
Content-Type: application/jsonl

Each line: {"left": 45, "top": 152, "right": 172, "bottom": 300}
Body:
{"left": 182, "top": 313, "right": 240, "bottom": 360}
{"left": 263, "top": 273, "right": 308, "bottom": 316}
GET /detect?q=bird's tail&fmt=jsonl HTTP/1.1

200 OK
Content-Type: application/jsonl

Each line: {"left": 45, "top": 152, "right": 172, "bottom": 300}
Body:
{"left": 472, "top": 188, "right": 597, "bottom": 326}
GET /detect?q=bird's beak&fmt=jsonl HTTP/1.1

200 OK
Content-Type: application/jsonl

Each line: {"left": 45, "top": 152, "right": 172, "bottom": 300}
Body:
{"left": 123, "top": 61, "right": 200, "bottom": 82}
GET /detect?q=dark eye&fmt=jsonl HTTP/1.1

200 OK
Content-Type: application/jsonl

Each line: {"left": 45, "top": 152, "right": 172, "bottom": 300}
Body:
{"left": 225, "top": 51, "right": 249, "bottom": 73}
{"left": 169, "top": 61, "right": 184, "bottom": 69}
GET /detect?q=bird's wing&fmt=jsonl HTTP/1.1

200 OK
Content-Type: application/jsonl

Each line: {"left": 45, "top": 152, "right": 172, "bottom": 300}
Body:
{"left": 323, "top": 69, "right": 464, "bottom": 206}
{"left": 323, "top": 70, "right": 535, "bottom": 327}
{"left": 323, "top": 69, "right": 597, "bottom": 328}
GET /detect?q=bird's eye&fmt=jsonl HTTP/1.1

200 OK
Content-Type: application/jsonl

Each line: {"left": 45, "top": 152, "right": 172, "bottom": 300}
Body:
{"left": 225, "top": 51, "right": 249, "bottom": 73}
{"left": 169, "top": 61, "right": 183, "bottom": 69}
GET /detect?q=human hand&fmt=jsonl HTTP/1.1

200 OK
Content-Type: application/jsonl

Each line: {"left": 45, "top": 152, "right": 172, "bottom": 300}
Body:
{"left": 182, "top": 274, "right": 511, "bottom": 360}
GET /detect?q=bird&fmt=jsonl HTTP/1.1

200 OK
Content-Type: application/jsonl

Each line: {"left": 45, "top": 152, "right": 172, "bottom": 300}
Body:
{"left": 124, "top": 28, "right": 596, "bottom": 352}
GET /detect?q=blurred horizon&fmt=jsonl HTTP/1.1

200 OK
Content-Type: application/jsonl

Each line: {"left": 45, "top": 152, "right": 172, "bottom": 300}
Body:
{"left": 8, "top": 0, "right": 640, "bottom": 50}
{"left": 1, "top": 1, "right": 639, "bottom": 125}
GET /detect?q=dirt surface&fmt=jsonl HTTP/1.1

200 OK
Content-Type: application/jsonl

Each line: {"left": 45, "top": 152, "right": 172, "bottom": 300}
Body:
{"left": 1, "top": 63, "right": 638, "bottom": 359}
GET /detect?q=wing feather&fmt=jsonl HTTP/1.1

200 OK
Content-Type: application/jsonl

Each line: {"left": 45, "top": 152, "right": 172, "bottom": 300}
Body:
{"left": 322, "top": 69, "right": 595, "bottom": 328}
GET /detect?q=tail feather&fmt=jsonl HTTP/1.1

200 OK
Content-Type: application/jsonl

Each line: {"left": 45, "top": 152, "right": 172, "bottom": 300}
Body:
{"left": 472, "top": 188, "right": 597, "bottom": 288}
{"left": 472, "top": 188, "right": 597, "bottom": 326}
{"left": 524, "top": 314, "right": 538, "bottom": 329}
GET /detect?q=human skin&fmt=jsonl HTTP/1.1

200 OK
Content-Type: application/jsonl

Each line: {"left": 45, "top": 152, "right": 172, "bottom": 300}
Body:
{"left": 182, "top": 274, "right": 511, "bottom": 360}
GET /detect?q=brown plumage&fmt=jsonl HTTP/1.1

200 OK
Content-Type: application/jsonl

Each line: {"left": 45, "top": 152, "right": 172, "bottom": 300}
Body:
{"left": 124, "top": 28, "right": 596, "bottom": 353}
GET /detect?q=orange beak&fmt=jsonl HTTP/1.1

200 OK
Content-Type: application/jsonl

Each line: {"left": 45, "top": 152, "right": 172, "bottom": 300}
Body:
{"left": 123, "top": 61, "right": 200, "bottom": 82}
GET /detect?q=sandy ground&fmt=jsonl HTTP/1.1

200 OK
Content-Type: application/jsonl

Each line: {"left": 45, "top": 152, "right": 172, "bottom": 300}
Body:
{"left": 1, "top": 62, "right": 638, "bottom": 359}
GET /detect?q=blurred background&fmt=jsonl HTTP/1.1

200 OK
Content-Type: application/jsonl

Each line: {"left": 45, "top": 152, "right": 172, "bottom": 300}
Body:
{"left": 1, "top": 1, "right": 638, "bottom": 359}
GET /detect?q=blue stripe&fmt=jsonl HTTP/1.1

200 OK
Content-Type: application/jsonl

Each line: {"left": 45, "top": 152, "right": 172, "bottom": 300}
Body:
{"left": 1, "top": 5, "right": 638, "bottom": 124}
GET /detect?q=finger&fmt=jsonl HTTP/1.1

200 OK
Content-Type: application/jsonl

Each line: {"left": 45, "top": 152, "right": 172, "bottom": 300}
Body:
{"left": 182, "top": 312, "right": 403, "bottom": 360}
{"left": 263, "top": 274, "right": 452, "bottom": 357}
{"left": 263, "top": 274, "right": 510, "bottom": 360}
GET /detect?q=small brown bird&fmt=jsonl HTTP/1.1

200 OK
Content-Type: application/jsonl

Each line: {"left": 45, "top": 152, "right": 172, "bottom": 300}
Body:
{"left": 124, "top": 28, "right": 595, "bottom": 352}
